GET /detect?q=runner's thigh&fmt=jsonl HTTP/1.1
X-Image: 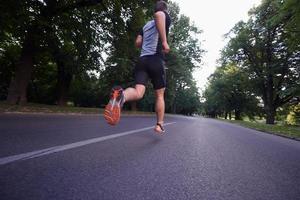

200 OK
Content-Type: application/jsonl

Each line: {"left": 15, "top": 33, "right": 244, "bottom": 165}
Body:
{"left": 147, "top": 56, "right": 166, "bottom": 90}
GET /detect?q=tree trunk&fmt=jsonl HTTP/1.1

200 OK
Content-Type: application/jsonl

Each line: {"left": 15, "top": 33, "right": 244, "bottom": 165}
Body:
{"left": 6, "top": 0, "right": 104, "bottom": 105}
{"left": 172, "top": 104, "right": 176, "bottom": 114}
{"left": 265, "top": 72, "right": 276, "bottom": 124}
{"left": 265, "top": 104, "right": 276, "bottom": 124}
{"left": 266, "top": 112, "right": 275, "bottom": 124}
{"left": 265, "top": 30, "right": 276, "bottom": 124}
{"left": 57, "top": 64, "right": 72, "bottom": 106}
{"left": 235, "top": 109, "right": 242, "bottom": 120}
{"left": 7, "top": 35, "right": 36, "bottom": 105}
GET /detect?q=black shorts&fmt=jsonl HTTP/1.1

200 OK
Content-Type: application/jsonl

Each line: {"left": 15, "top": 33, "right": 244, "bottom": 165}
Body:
{"left": 134, "top": 55, "right": 166, "bottom": 90}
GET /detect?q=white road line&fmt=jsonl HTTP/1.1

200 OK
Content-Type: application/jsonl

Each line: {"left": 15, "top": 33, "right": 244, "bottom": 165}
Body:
{"left": 0, "top": 122, "right": 176, "bottom": 166}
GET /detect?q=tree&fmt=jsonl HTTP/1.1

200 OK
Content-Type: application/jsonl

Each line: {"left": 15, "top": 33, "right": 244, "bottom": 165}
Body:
{"left": 270, "top": 0, "right": 300, "bottom": 48}
{"left": 2, "top": 0, "right": 105, "bottom": 105}
{"left": 46, "top": 5, "right": 106, "bottom": 105}
{"left": 99, "top": 1, "right": 152, "bottom": 108}
{"left": 286, "top": 102, "right": 300, "bottom": 125}
{"left": 1, "top": 0, "right": 205, "bottom": 114}
{"left": 203, "top": 65, "right": 259, "bottom": 120}
{"left": 174, "top": 82, "right": 201, "bottom": 115}
{"left": 164, "top": 1, "right": 204, "bottom": 114}
{"left": 221, "top": 0, "right": 300, "bottom": 124}
{"left": 100, "top": 1, "right": 204, "bottom": 115}
{"left": 0, "top": 1, "right": 26, "bottom": 100}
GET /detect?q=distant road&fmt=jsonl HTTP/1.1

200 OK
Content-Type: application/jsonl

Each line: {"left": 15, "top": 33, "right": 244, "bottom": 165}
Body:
{"left": 0, "top": 113, "right": 300, "bottom": 200}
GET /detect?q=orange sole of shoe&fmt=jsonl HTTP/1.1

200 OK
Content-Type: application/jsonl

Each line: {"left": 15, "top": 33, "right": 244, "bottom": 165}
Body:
{"left": 104, "top": 103, "right": 121, "bottom": 125}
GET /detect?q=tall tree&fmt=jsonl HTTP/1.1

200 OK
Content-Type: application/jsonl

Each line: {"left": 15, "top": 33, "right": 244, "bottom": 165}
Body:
{"left": 165, "top": 1, "right": 204, "bottom": 114}
{"left": 203, "top": 65, "right": 259, "bottom": 120}
{"left": 100, "top": 1, "right": 204, "bottom": 114}
{"left": 2, "top": 0, "right": 105, "bottom": 104}
{"left": 99, "top": 1, "right": 152, "bottom": 107}
{"left": 270, "top": 0, "right": 300, "bottom": 48}
{"left": 46, "top": 5, "right": 106, "bottom": 105}
{"left": 221, "top": 0, "right": 300, "bottom": 124}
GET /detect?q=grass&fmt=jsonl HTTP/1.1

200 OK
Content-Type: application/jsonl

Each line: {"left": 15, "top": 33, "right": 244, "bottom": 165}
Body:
{"left": 0, "top": 101, "right": 102, "bottom": 114}
{"left": 0, "top": 101, "right": 154, "bottom": 115}
{"left": 222, "top": 119, "right": 300, "bottom": 140}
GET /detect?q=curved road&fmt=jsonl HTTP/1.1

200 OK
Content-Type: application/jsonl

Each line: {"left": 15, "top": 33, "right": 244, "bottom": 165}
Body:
{"left": 0, "top": 113, "right": 299, "bottom": 200}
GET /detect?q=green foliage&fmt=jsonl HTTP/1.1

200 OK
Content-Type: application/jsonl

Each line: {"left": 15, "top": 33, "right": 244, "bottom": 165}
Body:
{"left": 100, "top": 1, "right": 204, "bottom": 115}
{"left": 0, "top": 0, "right": 203, "bottom": 114}
{"left": 269, "top": 0, "right": 300, "bottom": 48}
{"left": 0, "top": 0, "right": 108, "bottom": 103}
{"left": 139, "top": 84, "right": 155, "bottom": 112}
{"left": 27, "top": 54, "right": 57, "bottom": 104}
{"left": 223, "top": 119, "right": 300, "bottom": 139}
{"left": 2, "top": 0, "right": 298, "bottom": 121}
{"left": 0, "top": 41, "right": 21, "bottom": 100}
{"left": 164, "top": 2, "right": 204, "bottom": 114}
{"left": 173, "top": 82, "right": 201, "bottom": 115}
{"left": 99, "top": 1, "right": 149, "bottom": 106}
{"left": 286, "top": 103, "right": 300, "bottom": 125}
{"left": 203, "top": 64, "right": 260, "bottom": 119}
{"left": 0, "top": 1, "right": 25, "bottom": 99}
{"left": 69, "top": 74, "right": 101, "bottom": 107}
{"left": 220, "top": 0, "right": 300, "bottom": 124}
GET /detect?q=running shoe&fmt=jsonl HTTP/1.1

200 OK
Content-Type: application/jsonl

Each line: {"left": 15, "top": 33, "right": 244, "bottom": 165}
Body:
{"left": 104, "top": 86, "right": 125, "bottom": 125}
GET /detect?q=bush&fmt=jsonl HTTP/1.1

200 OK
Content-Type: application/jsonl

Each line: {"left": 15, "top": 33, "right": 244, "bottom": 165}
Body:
{"left": 286, "top": 103, "right": 300, "bottom": 125}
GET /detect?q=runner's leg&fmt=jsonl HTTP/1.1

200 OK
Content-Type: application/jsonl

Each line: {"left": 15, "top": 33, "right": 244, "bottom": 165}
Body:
{"left": 123, "top": 84, "right": 146, "bottom": 103}
{"left": 154, "top": 88, "right": 165, "bottom": 133}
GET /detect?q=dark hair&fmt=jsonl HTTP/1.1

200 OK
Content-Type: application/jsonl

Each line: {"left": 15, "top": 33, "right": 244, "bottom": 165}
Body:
{"left": 154, "top": 1, "right": 168, "bottom": 12}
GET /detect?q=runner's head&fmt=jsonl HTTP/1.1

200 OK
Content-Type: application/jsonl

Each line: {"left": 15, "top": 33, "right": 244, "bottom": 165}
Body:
{"left": 154, "top": 0, "right": 168, "bottom": 13}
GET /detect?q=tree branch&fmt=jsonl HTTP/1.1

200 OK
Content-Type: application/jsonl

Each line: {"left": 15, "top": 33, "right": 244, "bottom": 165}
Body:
{"left": 57, "top": 0, "right": 105, "bottom": 14}
{"left": 44, "top": 0, "right": 107, "bottom": 17}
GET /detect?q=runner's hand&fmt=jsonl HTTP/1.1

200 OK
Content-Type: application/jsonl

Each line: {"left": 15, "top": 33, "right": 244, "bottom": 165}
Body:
{"left": 162, "top": 41, "right": 170, "bottom": 54}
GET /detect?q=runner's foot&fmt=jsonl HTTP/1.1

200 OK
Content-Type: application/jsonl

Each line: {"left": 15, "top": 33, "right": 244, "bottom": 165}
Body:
{"left": 104, "top": 86, "right": 125, "bottom": 125}
{"left": 154, "top": 122, "right": 165, "bottom": 134}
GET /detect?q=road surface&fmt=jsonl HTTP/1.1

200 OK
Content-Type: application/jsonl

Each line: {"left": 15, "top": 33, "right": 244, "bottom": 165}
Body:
{"left": 0, "top": 113, "right": 300, "bottom": 200}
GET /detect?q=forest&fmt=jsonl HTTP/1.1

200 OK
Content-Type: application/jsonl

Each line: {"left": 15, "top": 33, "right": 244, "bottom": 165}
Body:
{"left": 0, "top": 0, "right": 299, "bottom": 125}
{"left": 203, "top": 0, "right": 300, "bottom": 124}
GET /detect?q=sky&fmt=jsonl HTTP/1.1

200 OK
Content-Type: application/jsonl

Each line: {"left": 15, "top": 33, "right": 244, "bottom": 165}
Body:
{"left": 172, "top": 0, "right": 262, "bottom": 92}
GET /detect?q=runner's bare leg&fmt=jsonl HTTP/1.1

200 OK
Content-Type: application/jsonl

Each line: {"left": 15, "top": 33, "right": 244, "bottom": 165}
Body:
{"left": 154, "top": 88, "right": 165, "bottom": 132}
{"left": 123, "top": 84, "right": 146, "bottom": 102}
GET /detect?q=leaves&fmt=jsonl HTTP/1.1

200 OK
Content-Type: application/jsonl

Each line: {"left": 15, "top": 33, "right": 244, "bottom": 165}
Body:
{"left": 213, "top": 0, "right": 300, "bottom": 123}
{"left": 203, "top": 64, "right": 260, "bottom": 119}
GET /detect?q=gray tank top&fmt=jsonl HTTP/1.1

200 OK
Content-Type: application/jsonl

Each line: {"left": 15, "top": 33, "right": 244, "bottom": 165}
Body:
{"left": 140, "top": 20, "right": 159, "bottom": 57}
{"left": 139, "top": 11, "right": 171, "bottom": 58}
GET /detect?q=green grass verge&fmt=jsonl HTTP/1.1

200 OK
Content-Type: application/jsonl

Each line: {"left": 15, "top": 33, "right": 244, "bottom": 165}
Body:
{"left": 0, "top": 101, "right": 154, "bottom": 115}
{"left": 0, "top": 101, "right": 102, "bottom": 114}
{"left": 222, "top": 119, "right": 300, "bottom": 140}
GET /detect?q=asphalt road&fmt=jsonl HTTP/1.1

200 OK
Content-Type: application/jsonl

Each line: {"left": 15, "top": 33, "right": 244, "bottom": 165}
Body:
{"left": 0, "top": 113, "right": 300, "bottom": 200}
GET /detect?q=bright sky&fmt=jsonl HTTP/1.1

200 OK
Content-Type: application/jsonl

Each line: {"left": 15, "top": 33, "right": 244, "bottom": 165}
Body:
{"left": 172, "top": 0, "right": 261, "bottom": 93}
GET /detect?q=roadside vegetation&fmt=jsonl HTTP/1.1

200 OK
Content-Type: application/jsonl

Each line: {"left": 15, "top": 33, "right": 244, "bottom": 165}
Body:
{"left": 1, "top": 0, "right": 299, "bottom": 138}
{"left": 202, "top": 0, "right": 300, "bottom": 133}
{"left": 0, "top": 1, "right": 203, "bottom": 116}
{"left": 0, "top": 101, "right": 154, "bottom": 115}
{"left": 0, "top": 101, "right": 101, "bottom": 114}
{"left": 221, "top": 118, "right": 300, "bottom": 140}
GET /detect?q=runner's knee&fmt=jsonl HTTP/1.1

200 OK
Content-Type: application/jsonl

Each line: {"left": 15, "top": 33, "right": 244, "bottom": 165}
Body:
{"left": 136, "top": 90, "right": 144, "bottom": 100}
{"left": 155, "top": 89, "right": 165, "bottom": 99}
{"left": 135, "top": 85, "right": 145, "bottom": 100}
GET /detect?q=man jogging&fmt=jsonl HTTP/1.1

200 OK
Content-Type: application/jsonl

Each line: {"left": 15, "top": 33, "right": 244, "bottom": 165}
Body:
{"left": 104, "top": 0, "right": 171, "bottom": 133}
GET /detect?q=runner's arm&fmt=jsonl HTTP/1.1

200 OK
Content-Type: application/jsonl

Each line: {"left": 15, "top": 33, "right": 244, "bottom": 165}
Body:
{"left": 154, "top": 11, "right": 169, "bottom": 53}
{"left": 135, "top": 35, "right": 143, "bottom": 48}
